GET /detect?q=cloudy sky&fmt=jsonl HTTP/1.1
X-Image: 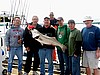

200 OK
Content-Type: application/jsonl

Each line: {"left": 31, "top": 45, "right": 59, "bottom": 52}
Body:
{"left": 0, "top": 0, "right": 100, "bottom": 23}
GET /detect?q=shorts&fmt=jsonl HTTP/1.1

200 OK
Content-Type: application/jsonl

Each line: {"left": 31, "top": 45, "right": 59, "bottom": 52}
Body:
{"left": 82, "top": 51, "right": 99, "bottom": 69}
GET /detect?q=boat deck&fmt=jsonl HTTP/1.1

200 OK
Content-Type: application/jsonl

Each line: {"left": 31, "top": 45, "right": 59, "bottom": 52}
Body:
{"left": 3, "top": 66, "right": 100, "bottom": 75}
{"left": 2, "top": 57, "right": 100, "bottom": 75}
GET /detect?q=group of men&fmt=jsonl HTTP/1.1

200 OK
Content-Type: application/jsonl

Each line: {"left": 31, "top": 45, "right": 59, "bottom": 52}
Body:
{"left": 5, "top": 12, "right": 100, "bottom": 75}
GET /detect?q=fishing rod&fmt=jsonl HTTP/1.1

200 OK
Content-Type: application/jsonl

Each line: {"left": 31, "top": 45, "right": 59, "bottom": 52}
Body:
{"left": 23, "top": 0, "right": 28, "bottom": 15}
{"left": 21, "top": 0, "right": 27, "bottom": 17}
{"left": 10, "top": 0, "right": 15, "bottom": 23}
{"left": 25, "top": 2, "right": 30, "bottom": 24}
{"left": 15, "top": 0, "right": 20, "bottom": 16}
{"left": 20, "top": 0, "right": 26, "bottom": 25}
{"left": 10, "top": 0, "right": 14, "bottom": 16}
{"left": 21, "top": 0, "right": 28, "bottom": 25}
{"left": 13, "top": 0, "right": 17, "bottom": 17}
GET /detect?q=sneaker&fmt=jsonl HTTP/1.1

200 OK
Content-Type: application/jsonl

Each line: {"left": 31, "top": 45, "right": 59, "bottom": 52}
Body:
{"left": 8, "top": 72, "right": 11, "bottom": 75}
{"left": 33, "top": 71, "right": 39, "bottom": 75}
{"left": 18, "top": 71, "right": 23, "bottom": 75}
{"left": 23, "top": 72, "right": 28, "bottom": 75}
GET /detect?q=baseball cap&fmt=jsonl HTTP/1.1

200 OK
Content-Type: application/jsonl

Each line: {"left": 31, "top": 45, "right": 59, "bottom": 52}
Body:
{"left": 57, "top": 17, "right": 63, "bottom": 21}
{"left": 49, "top": 12, "right": 54, "bottom": 16}
{"left": 68, "top": 19, "right": 75, "bottom": 24}
{"left": 44, "top": 17, "right": 50, "bottom": 20}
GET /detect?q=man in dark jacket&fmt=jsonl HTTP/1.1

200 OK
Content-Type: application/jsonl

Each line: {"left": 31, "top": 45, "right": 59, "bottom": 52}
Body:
{"left": 49, "top": 12, "right": 58, "bottom": 27}
{"left": 23, "top": 16, "right": 42, "bottom": 75}
{"left": 49, "top": 12, "right": 58, "bottom": 61}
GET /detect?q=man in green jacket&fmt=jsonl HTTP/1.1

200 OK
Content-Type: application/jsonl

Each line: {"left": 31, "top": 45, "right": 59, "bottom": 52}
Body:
{"left": 68, "top": 19, "right": 82, "bottom": 75}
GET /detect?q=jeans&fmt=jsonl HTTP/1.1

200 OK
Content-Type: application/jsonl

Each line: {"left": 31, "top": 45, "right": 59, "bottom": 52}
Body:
{"left": 24, "top": 48, "right": 40, "bottom": 73}
{"left": 39, "top": 48, "right": 53, "bottom": 75}
{"left": 8, "top": 46, "right": 23, "bottom": 73}
{"left": 67, "top": 56, "right": 80, "bottom": 75}
{"left": 57, "top": 49, "right": 69, "bottom": 75}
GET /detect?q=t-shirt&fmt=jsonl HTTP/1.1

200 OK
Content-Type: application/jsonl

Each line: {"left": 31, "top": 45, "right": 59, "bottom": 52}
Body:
{"left": 39, "top": 26, "right": 56, "bottom": 49}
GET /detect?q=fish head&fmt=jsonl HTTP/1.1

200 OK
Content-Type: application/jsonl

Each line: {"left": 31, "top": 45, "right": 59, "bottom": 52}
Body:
{"left": 31, "top": 29, "right": 40, "bottom": 38}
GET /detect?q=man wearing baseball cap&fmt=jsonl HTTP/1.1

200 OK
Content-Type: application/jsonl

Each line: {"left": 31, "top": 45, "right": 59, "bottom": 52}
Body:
{"left": 56, "top": 17, "right": 70, "bottom": 75}
{"left": 49, "top": 12, "right": 57, "bottom": 27}
{"left": 82, "top": 16, "right": 100, "bottom": 75}
{"left": 38, "top": 17, "right": 56, "bottom": 75}
{"left": 68, "top": 19, "right": 82, "bottom": 75}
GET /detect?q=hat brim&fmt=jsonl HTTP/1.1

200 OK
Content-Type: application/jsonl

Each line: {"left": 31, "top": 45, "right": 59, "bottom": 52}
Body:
{"left": 57, "top": 19, "right": 61, "bottom": 21}
{"left": 83, "top": 20, "right": 93, "bottom": 22}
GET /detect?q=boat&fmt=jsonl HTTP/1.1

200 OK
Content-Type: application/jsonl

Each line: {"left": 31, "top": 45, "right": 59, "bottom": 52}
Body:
{"left": 0, "top": 0, "right": 100, "bottom": 74}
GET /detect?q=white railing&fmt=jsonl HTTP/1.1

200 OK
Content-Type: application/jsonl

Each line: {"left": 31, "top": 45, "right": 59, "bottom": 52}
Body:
{"left": 0, "top": 34, "right": 7, "bottom": 74}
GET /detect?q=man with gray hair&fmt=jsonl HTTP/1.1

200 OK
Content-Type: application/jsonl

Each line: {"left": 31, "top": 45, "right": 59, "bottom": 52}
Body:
{"left": 23, "top": 16, "right": 42, "bottom": 75}
{"left": 82, "top": 16, "right": 100, "bottom": 75}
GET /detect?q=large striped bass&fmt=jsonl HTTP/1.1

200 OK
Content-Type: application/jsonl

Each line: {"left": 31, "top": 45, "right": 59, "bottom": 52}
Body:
{"left": 31, "top": 29, "right": 67, "bottom": 52}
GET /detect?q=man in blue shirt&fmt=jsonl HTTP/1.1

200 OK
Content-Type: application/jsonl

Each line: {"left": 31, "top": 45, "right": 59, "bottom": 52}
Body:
{"left": 82, "top": 16, "right": 100, "bottom": 75}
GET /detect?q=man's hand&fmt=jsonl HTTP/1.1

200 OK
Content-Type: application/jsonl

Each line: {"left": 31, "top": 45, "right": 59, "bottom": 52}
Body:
{"left": 50, "top": 25, "right": 57, "bottom": 30}
{"left": 18, "top": 39, "right": 23, "bottom": 44}
{"left": 25, "top": 47, "right": 30, "bottom": 51}
{"left": 96, "top": 49, "right": 100, "bottom": 59}
{"left": 74, "top": 54, "right": 77, "bottom": 57}
{"left": 7, "top": 46, "right": 10, "bottom": 51}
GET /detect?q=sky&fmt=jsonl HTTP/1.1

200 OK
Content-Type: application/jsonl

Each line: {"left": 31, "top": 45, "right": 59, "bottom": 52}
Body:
{"left": 0, "top": 0, "right": 100, "bottom": 23}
